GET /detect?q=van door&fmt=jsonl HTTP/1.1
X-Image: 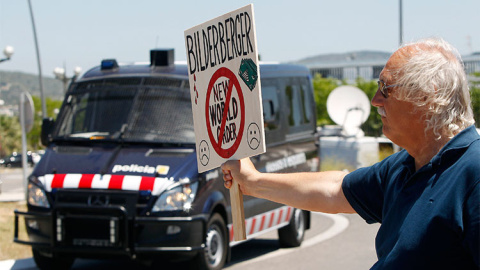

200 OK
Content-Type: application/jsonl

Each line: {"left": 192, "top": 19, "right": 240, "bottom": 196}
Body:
{"left": 243, "top": 78, "right": 287, "bottom": 218}
{"left": 284, "top": 76, "right": 319, "bottom": 173}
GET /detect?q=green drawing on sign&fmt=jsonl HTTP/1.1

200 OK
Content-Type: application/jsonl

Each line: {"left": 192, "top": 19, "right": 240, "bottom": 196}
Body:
{"left": 238, "top": 58, "right": 258, "bottom": 91}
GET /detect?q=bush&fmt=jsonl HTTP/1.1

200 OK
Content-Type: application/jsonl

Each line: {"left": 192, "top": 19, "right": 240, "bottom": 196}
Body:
{"left": 312, "top": 74, "right": 480, "bottom": 137}
{"left": 312, "top": 75, "right": 383, "bottom": 137}
{"left": 312, "top": 74, "right": 341, "bottom": 127}
{"left": 470, "top": 73, "right": 480, "bottom": 127}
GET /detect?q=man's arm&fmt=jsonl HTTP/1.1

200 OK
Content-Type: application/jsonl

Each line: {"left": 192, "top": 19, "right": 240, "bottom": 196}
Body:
{"left": 221, "top": 158, "right": 356, "bottom": 214}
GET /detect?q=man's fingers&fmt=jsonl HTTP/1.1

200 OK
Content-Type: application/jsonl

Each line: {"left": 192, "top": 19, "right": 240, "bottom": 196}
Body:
{"left": 222, "top": 167, "right": 233, "bottom": 189}
{"left": 224, "top": 180, "right": 232, "bottom": 189}
{"left": 222, "top": 169, "right": 232, "bottom": 179}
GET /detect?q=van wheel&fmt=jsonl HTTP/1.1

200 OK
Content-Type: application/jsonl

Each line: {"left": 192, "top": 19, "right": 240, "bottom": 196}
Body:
{"left": 32, "top": 248, "right": 74, "bottom": 270}
{"left": 193, "top": 213, "right": 228, "bottom": 270}
{"left": 278, "top": 208, "right": 306, "bottom": 247}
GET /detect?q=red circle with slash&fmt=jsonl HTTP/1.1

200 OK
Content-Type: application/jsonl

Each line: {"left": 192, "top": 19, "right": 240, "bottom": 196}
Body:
{"left": 205, "top": 67, "right": 245, "bottom": 158}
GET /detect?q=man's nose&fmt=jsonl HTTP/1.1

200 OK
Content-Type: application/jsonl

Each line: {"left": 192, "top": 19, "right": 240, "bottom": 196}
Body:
{"left": 371, "top": 89, "right": 385, "bottom": 108}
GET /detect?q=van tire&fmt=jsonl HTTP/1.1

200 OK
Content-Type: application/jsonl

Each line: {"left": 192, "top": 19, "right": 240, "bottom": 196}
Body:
{"left": 32, "top": 248, "right": 74, "bottom": 270}
{"left": 193, "top": 213, "right": 228, "bottom": 270}
{"left": 278, "top": 208, "right": 306, "bottom": 248}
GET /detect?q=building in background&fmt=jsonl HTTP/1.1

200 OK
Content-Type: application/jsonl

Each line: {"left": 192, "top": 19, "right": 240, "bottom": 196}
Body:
{"left": 293, "top": 51, "right": 480, "bottom": 83}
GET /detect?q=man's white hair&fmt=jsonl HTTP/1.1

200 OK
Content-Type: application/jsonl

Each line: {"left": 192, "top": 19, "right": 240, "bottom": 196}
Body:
{"left": 393, "top": 37, "right": 475, "bottom": 140}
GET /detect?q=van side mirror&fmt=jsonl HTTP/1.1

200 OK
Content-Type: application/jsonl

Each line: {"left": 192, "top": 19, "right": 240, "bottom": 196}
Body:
{"left": 41, "top": 118, "right": 55, "bottom": 146}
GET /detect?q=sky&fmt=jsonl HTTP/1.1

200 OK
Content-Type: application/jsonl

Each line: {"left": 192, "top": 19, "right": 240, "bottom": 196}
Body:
{"left": 0, "top": 0, "right": 479, "bottom": 77}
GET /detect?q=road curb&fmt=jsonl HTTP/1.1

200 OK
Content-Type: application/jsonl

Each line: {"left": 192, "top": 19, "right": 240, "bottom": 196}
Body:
{"left": 0, "top": 193, "right": 26, "bottom": 202}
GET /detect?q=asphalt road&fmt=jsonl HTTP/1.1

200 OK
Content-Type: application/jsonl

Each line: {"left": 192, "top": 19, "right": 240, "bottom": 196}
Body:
{"left": 3, "top": 213, "right": 380, "bottom": 270}
{"left": 224, "top": 213, "right": 380, "bottom": 270}
{"left": 0, "top": 168, "right": 381, "bottom": 270}
{"left": 0, "top": 168, "right": 31, "bottom": 201}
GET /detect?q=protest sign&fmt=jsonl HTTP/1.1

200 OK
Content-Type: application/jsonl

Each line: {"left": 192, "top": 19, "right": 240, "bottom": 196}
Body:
{"left": 184, "top": 4, "right": 265, "bottom": 241}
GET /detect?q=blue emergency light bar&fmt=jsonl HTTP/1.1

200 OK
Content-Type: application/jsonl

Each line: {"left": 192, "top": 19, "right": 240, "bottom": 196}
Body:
{"left": 101, "top": 59, "right": 119, "bottom": 70}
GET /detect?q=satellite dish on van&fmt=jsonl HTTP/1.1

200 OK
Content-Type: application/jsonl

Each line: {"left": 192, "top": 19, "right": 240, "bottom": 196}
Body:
{"left": 326, "top": 85, "right": 371, "bottom": 137}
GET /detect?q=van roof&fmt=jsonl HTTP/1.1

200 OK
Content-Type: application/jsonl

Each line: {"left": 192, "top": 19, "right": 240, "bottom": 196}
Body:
{"left": 79, "top": 61, "right": 311, "bottom": 82}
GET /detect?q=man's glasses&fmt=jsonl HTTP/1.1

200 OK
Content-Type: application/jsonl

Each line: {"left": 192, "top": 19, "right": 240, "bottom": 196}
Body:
{"left": 377, "top": 80, "right": 400, "bottom": 98}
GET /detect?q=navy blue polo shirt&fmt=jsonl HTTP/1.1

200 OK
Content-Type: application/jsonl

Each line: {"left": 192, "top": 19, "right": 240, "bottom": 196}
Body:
{"left": 342, "top": 125, "right": 480, "bottom": 269}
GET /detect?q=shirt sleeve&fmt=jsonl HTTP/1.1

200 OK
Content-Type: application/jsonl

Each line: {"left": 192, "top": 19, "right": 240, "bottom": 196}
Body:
{"left": 342, "top": 162, "right": 387, "bottom": 224}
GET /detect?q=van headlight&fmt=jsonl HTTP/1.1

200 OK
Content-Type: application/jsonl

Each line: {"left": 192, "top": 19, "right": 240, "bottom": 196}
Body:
{"left": 27, "top": 181, "right": 50, "bottom": 208}
{"left": 152, "top": 181, "right": 198, "bottom": 212}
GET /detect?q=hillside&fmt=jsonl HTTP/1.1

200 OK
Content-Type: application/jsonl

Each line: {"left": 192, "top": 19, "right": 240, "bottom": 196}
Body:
{"left": 0, "top": 71, "right": 64, "bottom": 106}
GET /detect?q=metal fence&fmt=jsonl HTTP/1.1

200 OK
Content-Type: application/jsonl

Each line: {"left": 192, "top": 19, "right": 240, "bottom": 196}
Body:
{"left": 308, "top": 56, "right": 480, "bottom": 83}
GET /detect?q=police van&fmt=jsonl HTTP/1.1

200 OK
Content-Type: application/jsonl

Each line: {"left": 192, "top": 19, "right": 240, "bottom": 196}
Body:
{"left": 15, "top": 49, "right": 319, "bottom": 270}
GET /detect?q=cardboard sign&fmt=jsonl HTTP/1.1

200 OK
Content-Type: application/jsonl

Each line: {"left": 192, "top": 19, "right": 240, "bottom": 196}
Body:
{"left": 184, "top": 4, "right": 265, "bottom": 241}
{"left": 184, "top": 4, "right": 265, "bottom": 173}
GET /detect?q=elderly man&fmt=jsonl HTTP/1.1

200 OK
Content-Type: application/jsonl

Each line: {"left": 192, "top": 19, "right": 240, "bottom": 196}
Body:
{"left": 222, "top": 38, "right": 479, "bottom": 269}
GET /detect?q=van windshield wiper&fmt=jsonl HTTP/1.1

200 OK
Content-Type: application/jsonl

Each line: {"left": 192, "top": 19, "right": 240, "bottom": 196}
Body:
{"left": 116, "top": 124, "right": 128, "bottom": 141}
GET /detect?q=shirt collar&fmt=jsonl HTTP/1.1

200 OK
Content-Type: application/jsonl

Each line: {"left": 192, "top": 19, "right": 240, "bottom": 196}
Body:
{"left": 402, "top": 125, "right": 479, "bottom": 171}
{"left": 430, "top": 125, "right": 479, "bottom": 167}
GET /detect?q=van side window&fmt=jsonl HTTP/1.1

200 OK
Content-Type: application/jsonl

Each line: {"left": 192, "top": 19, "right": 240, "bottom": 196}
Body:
{"left": 261, "top": 80, "right": 280, "bottom": 131}
{"left": 285, "top": 77, "right": 312, "bottom": 127}
{"left": 300, "top": 79, "right": 313, "bottom": 124}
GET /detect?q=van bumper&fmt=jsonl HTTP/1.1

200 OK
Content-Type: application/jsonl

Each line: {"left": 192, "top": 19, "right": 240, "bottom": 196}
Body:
{"left": 14, "top": 207, "right": 207, "bottom": 259}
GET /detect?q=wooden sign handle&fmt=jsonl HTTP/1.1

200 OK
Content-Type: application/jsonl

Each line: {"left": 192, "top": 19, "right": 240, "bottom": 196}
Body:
{"left": 229, "top": 181, "right": 246, "bottom": 241}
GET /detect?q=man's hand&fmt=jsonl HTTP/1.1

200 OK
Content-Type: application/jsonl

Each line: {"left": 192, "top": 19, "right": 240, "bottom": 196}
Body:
{"left": 221, "top": 157, "right": 258, "bottom": 196}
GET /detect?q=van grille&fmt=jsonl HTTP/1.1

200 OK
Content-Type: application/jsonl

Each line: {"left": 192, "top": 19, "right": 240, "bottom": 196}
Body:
{"left": 54, "top": 189, "right": 150, "bottom": 218}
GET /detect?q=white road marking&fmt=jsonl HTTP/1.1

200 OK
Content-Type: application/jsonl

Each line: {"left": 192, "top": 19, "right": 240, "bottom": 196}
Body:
{"left": 0, "top": 260, "right": 15, "bottom": 269}
{"left": 230, "top": 212, "right": 349, "bottom": 267}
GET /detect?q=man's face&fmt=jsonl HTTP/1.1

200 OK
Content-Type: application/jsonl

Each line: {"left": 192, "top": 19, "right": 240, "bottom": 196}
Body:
{"left": 371, "top": 48, "right": 427, "bottom": 147}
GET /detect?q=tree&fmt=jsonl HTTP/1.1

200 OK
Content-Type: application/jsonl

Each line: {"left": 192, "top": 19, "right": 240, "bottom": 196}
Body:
{"left": 313, "top": 74, "right": 480, "bottom": 138}
{"left": 28, "top": 96, "right": 63, "bottom": 151}
{"left": 355, "top": 78, "right": 383, "bottom": 137}
{"left": 312, "top": 75, "right": 383, "bottom": 136}
{"left": 312, "top": 74, "right": 342, "bottom": 126}
{"left": 0, "top": 96, "right": 63, "bottom": 157}
{"left": 0, "top": 115, "right": 22, "bottom": 156}
{"left": 470, "top": 72, "right": 480, "bottom": 126}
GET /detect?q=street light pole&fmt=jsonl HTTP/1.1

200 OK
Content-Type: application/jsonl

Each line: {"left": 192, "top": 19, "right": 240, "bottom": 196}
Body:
{"left": 53, "top": 66, "right": 82, "bottom": 93}
{"left": 0, "top": 46, "right": 14, "bottom": 63}
{"left": 27, "top": 0, "right": 47, "bottom": 119}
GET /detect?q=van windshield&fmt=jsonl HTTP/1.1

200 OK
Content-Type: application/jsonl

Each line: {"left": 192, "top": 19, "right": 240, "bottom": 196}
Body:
{"left": 53, "top": 77, "right": 195, "bottom": 144}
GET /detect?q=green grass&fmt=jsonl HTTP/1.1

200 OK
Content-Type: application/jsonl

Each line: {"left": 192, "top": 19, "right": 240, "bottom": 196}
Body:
{"left": 320, "top": 146, "right": 395, "bottom": 172}
{"left": 0, "top": 201, "right": 32, "bottom": 261}
{"left": 320, "top": 157, "right": 356, "bottom": 172}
